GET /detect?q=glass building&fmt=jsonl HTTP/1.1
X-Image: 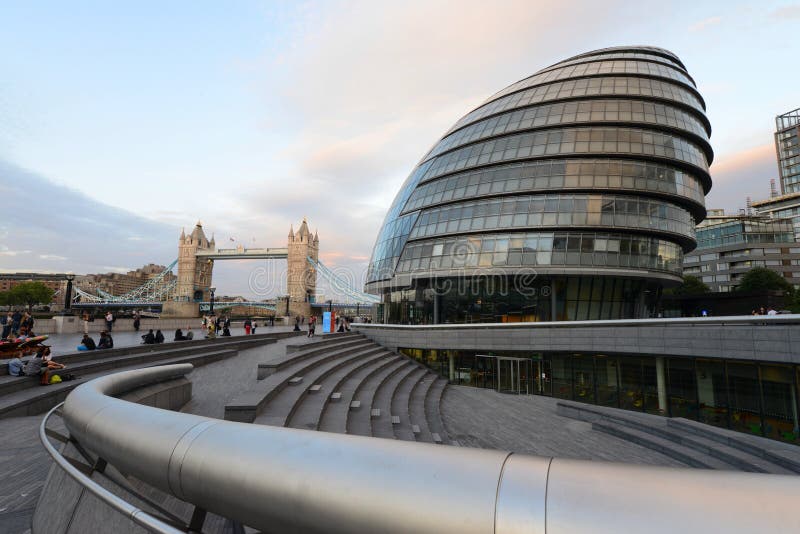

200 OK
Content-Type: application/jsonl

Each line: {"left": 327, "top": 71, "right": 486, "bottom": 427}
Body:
{"left": 683, "top": 210, "right": 800, "bottom": 292}
{"left": 775, "top": 107, "right": 800, "bottom": 194}
{"left": 366, "top": 46, "right": 713, "bottom": 323}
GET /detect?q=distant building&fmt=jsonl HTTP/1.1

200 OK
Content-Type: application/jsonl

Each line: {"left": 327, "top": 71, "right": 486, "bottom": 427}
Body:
{"left": 683, "top": 210, "right": 800, "bottom": 291}
{"left": 775, "top": 107, "right": 800, "bottom": 194}
{"left": 77, "top": 263, "right": 177, "bottom": 298}
{"left": 0, "top": 273, "right": 66, "bottom": 304}
{"left": 752, "top": 191, "right": 800, "bottom": 241}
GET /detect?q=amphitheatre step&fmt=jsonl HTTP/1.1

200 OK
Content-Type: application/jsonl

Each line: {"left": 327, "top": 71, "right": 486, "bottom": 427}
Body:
{"left": 225, "top": 339, "right": 376, "bottom": 423}
{"left": 371, "top": 364, "right": 421, "bottom": 440}
{"left": 425, "top": 378, "right": 452, "bottom": 445}
{"left": 390, "top": 367, "right": 429, "bottom": 441}
{"left": 0, "top": 348, "right": 237, "bottom": 419}
{"left": 253, "top": 346, "right": 385, "bottom": 428}
{"left": 0, "top": 339, "right": 268, "bottom": 399}
{"left": 286, "top": 350, "right": 391, "bottom": 431}
{"left": 284, "top": 332, "right": 361, "bottom": 353}
{"left": 591, "top": 420, "right": 734, "bottom": 470}
{"left": 666, "top": 418, "right": 800, "bottom": 474}
{"left": 556, "top": 400, "right": 797, "bottom": 475}
{"left": 346, "top": 359, "right": 411, "bottom": 437}
{"left": 257, "top": 337, "right": 371, "bottom": 379}
{"left": 408, "top": 374, "right": 437, "bottom": 443}
{"left": 317, "top": 354, "right": 402, "bottom": 435}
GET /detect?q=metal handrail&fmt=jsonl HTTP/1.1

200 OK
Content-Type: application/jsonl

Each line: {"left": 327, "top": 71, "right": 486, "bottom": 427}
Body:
{"left": 54, "top": 364, "right": 800, "bottom": 533}
{"left": 39, "top": 403, "right": 184, "bottom": 534}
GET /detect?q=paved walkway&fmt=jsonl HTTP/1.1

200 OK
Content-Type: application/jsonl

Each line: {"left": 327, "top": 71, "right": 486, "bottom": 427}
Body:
{"left": 442, "top": 385, "right": 684, "bottom": 467}
{"left": 19, "top": 326, "right": 295, "bottom": 357}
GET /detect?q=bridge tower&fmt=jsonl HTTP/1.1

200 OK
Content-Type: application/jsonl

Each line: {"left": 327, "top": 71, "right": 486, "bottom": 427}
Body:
{"left": 163, "top": 221, "right": 215, "bottom": 317}
{"left": 286, "top": 218, "right": 318, "bottom": 318}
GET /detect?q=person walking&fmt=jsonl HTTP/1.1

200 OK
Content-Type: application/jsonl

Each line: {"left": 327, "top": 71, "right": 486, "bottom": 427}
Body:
{"left": 244, "top": 318, "right": 252, "bottom": 335}
{"left": 82, "top": 312, "right": 90, "bottom": 334}
{"left": 308, "top": 316, "right": 316, "bottom": 338}
{"left": 133, "top": 311, "right": 141, "bottom": 332}
{"left": 105, "top": 311, "right": 114, "bottom": 332}
{"left": 251, "top": 321, "right": 258, "bottom": 335}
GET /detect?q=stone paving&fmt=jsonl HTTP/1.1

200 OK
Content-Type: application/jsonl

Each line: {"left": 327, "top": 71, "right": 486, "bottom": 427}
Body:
{"left": 442, "top": 385, "right": 685, "bottom": 467}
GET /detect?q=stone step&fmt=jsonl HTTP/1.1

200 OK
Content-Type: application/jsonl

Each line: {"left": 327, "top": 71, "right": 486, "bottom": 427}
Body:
{"left": 425, "top": 378, "right": 452, "bottom": 445}
{"left": 667, "top": 418, "right": 800, "bottom": 474}
{"left": 350, "top": 400, "right": 361, "bottom": 410}
{"left": 409, "top": 374, "right": 437, "bottom": 443}
{"left": 318, "top": 355, "right": 401, "bottom": 435}
{"left": 370, "top": 363, "right": 419, "bottom": 440}
{"left": 388, "top": 367, "right": 428, "bottom": 441}
{"left": 346, "top": 359, "right": 410, "bottom": 437}
{"left": 288, "top": 376, "right": 303, "bottom": 385}
{"left": 0, "top": 348, "right": 237, "bottom": 419}
{"left": 309, "top": 384, "right": 321, "bottom": 393}
{"left": 330, "top": 392, "right": 341, "bottom": 402}
{"left": 257, "top": 337, "right": 372, "bottom": 379}
{"left": 392, "top": 416, "right": 401, "bottom": 425}
{"left": 285, "top": 332, "right": 361, "bottom": 353}
{"left": 286, "top": 349, "right": 390, "bottom": 431}
{"left": 592, "top": 420, "right": 735, "bottom": 470}
{"left": 370, "top": 408, "right": 381, "bottom": 419}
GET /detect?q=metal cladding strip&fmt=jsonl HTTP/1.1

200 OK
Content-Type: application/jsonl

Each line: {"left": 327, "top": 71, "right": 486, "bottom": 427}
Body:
{"left": 545, "top": 458, "right": 800, "bottom": 533}
{"left": 61, "top": 364, "right": 800, "bottom": 533}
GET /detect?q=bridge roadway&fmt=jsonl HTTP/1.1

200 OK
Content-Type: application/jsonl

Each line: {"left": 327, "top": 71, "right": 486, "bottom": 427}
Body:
{"left": 195, "top": 247, "right": 288, "bottom": 260}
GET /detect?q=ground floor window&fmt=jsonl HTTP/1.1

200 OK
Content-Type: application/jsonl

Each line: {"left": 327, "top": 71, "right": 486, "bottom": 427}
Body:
{"left": 399, "top": 347, "right": 800, "bottom": 445}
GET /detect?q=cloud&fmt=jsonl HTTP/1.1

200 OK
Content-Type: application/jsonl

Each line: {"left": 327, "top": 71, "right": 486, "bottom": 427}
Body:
{"left": 771, "top": 5, "right": 800, "bottom": 19}
{"left": 0, "top": 248, "right": 32, "bottom": 256}
{"left": 706, "top": 143, "right": 777, "bottom": 210}
{"left": 689, "top": 16, "right": 722, "bottom": 32}
{"left": 38, "top": 254, "right": 67, "bottom": 260}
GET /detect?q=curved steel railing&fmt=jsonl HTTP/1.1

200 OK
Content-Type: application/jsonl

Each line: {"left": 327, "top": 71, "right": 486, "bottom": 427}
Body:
{"left": 48, "top": 364, "right": 800, "bottom": 533}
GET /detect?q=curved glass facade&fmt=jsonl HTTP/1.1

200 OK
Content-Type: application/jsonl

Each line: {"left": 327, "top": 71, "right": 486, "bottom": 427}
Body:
{"left": 366, "top": 46, "right": 712, "bottom": 323}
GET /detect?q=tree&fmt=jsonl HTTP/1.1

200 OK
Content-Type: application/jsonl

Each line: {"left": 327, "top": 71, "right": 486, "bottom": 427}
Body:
{"left": 668, "top": 275, "right": 710, "bottom": 296}
{"left": 7, "top": 282, "right": 55, "bottom": 311}
{"left": 735, "top": 267, "right": 792, "bottom": 293}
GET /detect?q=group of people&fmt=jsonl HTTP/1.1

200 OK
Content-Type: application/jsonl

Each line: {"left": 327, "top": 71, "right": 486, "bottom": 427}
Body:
{"left": 141, "top": 329, "right": 165, "bottom": 344}
{"left": 173, "top": 327, "right": 195, "bottom": 341}
{"left": 292, "top": 314, "right": 352, "bottom": 336}
{"left": 77, "top": 331, "right": 114, "bottom": 351}
{"left": 752, "top": 306, "right": 779, "bottom": 316}
{"left": 8, "top": 346, "right": 69, "bottom": 386}
{"left": 1, "top": 310, "right": 35, "bottom": 339}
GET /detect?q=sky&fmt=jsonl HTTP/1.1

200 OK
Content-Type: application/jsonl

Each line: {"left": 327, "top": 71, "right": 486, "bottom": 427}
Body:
{"left": 0, "top": 0, "right": 798, "bottom": 298}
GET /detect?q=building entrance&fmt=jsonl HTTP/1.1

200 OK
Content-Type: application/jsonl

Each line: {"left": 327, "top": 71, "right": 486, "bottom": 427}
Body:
{"left": 477, "top": 355, "right": 532, "bottom": 394}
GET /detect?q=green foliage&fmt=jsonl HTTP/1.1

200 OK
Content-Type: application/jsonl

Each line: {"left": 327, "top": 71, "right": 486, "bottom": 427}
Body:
{"left": 668, "top": 275, "right": 710, "bottom": 296}
{"left": 5, "top": 282, "right": 55, "bottom": 310}
{"left": 735, "top": 267, "right": 792, "bottom": 293}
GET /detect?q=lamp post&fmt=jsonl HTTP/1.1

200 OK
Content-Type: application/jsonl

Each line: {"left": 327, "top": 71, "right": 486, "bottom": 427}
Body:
{"left": 209, "top": 287, "right": 216, "bottom": 316}
{"left": 63, "top": 273, "right": 75, "bottom": 314}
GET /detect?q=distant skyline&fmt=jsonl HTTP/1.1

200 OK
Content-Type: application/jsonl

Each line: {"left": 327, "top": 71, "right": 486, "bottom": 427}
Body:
{"left": 1, "top": 0, "right": 798, "bottom": 297}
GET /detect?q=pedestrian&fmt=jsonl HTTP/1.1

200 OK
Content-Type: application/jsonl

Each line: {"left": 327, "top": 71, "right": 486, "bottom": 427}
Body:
{"left": 142, "top": 329, "right": 155, "bottom": 344}
{"left": 82, "top": 312, "right": 90, "bottom": 334}
{"left": 1, "top": 312, "right": 11, "bottom": 339}
{"left": 185, "top": 326, "right": 194, "bottom": 340}
{"left": 270, "top": 315, "right": 275, "bottom": 327}
{"left": 105, "top": 311, "right": 114, "bottom": 332}
{"left": 252, "top": 321, "right": 258, "bottom": 335}
{"left": 244, "top": 318, "right": 252, "bottom": 335}
{"left": 97, "top": 330, "right": 114, "bottom": 350}
{"left": 308, "top": 316, "right": 315, "bottom": 338}
{"left": 294, "top": 316, "right": 301, "bottom": 332}
{"left": 301, "top": 315, "right": 305, "bottom": 325}
{"left": 154, "top": 330, "right": 165, "bottom": 344}
{"left": 78, "top": 334, "right": 96, "bottom": 351}
{"left": 133, "top": 312, "right": 141, "bottom": 332}
{"left": 11, "top": 310, "right": 21, "bottom": 336}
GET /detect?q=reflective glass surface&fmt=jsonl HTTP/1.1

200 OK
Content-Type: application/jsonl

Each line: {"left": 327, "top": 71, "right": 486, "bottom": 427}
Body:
{"left": 419, "top": 127, "right": 710, "bottom": 185}
{"left": 409, "top": 193, "right": 695, "bottom": 241}
{"left": 395, "top": 231, "right": 683, "bottom": 274}
{"left": 426, "top": 99, "right": 710, "bottom": 162}
{"left": 448, "top": 77, "right": 705, "bottom": 135}
{"left": 546, "top": 51, "right": 688, "bottom": 73}
{"left": 403, "top": 159, "right": 706, "bottom": 213}
{"left": 487, "top": 59, "right": 697, "bottom": 105}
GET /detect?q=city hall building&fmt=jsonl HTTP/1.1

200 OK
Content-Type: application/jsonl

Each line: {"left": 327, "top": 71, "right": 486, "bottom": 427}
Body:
{"left": 366, "top": 46, "right": 712, "bottom": 324}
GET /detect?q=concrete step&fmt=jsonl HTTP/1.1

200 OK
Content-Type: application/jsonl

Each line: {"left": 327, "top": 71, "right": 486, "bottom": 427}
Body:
{"left": 0, "top": 348, "right": 237, "bottom": 419}
{"left": 226, "top": 340, "right": 378, "bottom": 423}
{"left": 318, "top": 355, "right": 401, "bottom": 435}
{"left": 370, "top": 364, "right": 419, "bottom": 440}
{"left": 409, "top": 374, "right": 437, "bottom": 443}
{"left": 257, "top": 337, "right": 372, "bottom": 379}
{"left": 254, "top": 346, "right": 385, "bottom": 428}
{"left": 425, "top": 378, "right": 452, "bottom": 445}
{"left": 667, "top": 418, "right": 800, "bottom": 474}
{"left": 287, "top": 350, "right": 391, "bottom": 431}
{"left": 390, "top": 367, "right": 428, "bottom": 441}
{"left": 285, "top": 332, "right": 361, "bottom": 353}
{"left": 346, "top": 359, "right": 410, "bottom": 437}
{"left": 592, "top": 420, "right": 734, "bottom": 470}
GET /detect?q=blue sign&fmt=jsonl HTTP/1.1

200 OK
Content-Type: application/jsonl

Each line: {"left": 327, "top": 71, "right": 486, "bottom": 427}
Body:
{"left": 322, "top": 311, "right": 332, "bottom": 333}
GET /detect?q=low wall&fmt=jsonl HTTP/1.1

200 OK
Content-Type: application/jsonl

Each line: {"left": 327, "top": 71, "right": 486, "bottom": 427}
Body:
{"left": 41, "top": 316, "right": 286, "bottom": 334}
{"left": 352, "top": 315, "right": 800, "bottom": 364}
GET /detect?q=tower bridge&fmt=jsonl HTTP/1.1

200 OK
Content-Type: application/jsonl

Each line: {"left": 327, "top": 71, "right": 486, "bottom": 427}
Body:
{"left": 163, "top": 218, "right": 319, "bottom": 318}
